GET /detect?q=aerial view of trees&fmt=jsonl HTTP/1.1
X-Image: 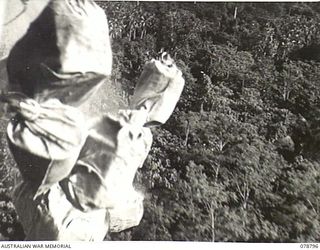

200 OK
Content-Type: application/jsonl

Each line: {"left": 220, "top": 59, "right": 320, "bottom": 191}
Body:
{"left": 1, "top": 1, "right": 320, "bottom": 242}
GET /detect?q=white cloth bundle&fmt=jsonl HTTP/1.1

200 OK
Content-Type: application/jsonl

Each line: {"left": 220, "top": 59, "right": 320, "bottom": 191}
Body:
{"left": 7, "top": 0, "right": 112, "bottom": 100}
{"left": 130, "top": 53, "right": 185, "bottom": 126}
{"left": 62, "top": 109, "right": 152, "bottom": 232}
{"left": 5, "top": 96, "right": 88, "bottom": 198}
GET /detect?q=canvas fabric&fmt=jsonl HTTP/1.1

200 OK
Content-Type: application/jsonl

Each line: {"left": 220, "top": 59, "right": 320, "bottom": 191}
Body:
{"left": 12, "top": 181, "right": 109, "bottom": 241}
{"left": 1, "top": 91, "right": 150, "bottom": 236}
{"left": 3, "top": 0, "right": 185, "bottom": 240}
{"left": 60, "top": 109, "right": 150, "bottom": 232}
{"left": 6, "top": 0, "right": 112, "bottom": 99}
{"left": 10, "top": 108, "right": 150, "bottom": 237}
{"left": 130, "top": 53, "right": 185, "bottom": 126}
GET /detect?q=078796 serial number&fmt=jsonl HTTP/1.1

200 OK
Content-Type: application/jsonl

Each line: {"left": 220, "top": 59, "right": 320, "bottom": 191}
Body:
{"left": 300, "top": 244, "right": 319, "bottom": 249}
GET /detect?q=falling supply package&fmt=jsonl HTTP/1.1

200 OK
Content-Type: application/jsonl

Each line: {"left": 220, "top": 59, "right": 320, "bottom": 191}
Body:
{"left": 1, "top": 0, "right": 185, "bottom": 241}
{"left": 130, "top": 53, "right": 185, "bottom": 127}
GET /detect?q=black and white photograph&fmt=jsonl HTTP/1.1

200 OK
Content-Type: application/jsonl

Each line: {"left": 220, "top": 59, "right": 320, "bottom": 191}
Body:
{"left": 0, "top": 0, "right": 320, "bottom": 245}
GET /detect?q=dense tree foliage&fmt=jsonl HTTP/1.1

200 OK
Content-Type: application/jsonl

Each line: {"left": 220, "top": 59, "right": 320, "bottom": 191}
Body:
{"left": 101, "top": 2, "right": 320, "bottom": 242}
{"left": 1, "top": 1, "right": 320, "bottom": 242}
